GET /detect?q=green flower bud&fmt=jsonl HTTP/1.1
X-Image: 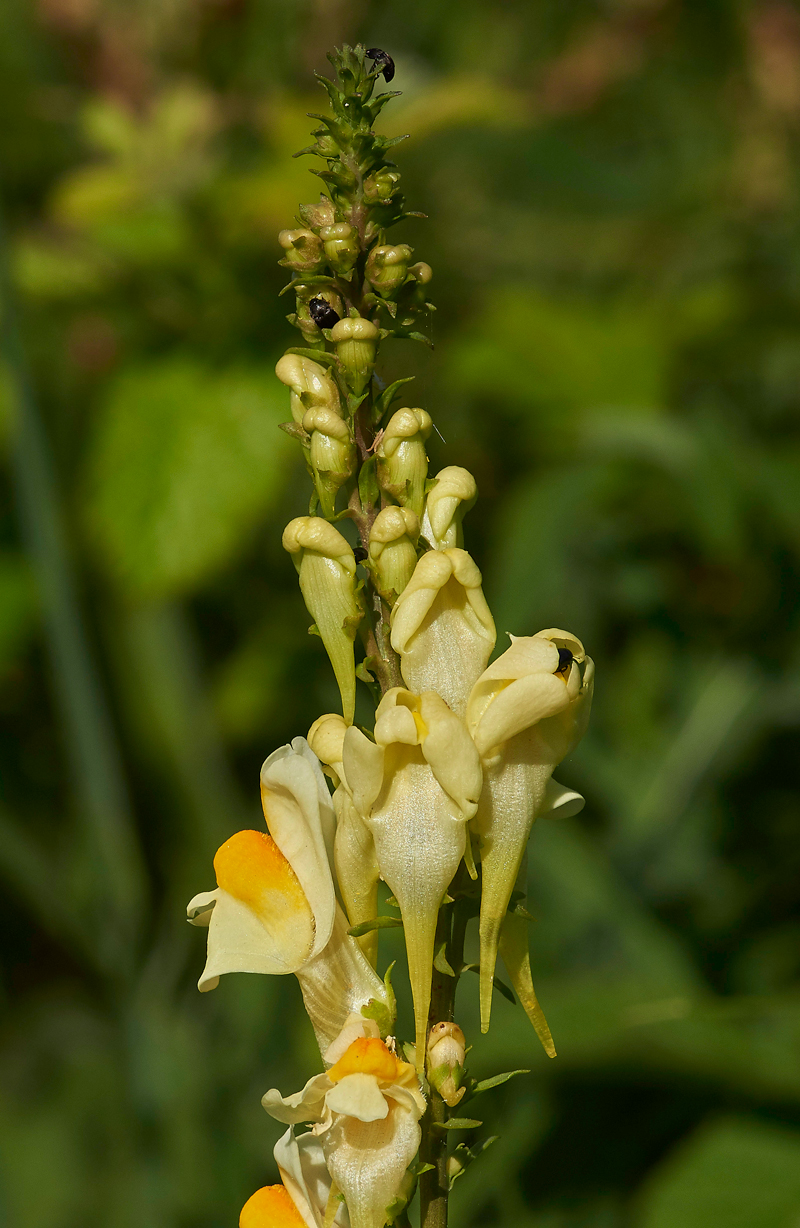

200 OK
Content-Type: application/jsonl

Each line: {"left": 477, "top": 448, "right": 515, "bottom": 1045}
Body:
{"left": 297, "top": 198, "right": 337, "bottom": 231}
{"left": 427, "top": 1021, "right": 466, "bottom": 1107}
{"left": 282, "top": 517, "right": 363, "bottom": 725}
{"left": 363, "top": 169, "right": 401, "bottom": 203}
{"left": 319, "top": 222, "right": 360, "bottom": 276}
{"left": 376, "top": 407, "right": 432, "bottom": 518}
{"left": 278, "top": 227, "right": 325, "bottom": 272}
{"left": 368, "top": 506, "right": 420, "bottom": 602}
{"left": 275, "top": 354, "right": 340, "bottom": 424}
{"left": 408, "top": 261, "right": 432, "bottom": 286}
{"left": 365, "top": 244, "right": 413, "bottom": 298}
{"left": 302, "top": 406, "right": 356, "bottom": 518}
{"left": 330, "top": 316, "right": 380, "bottom": 394}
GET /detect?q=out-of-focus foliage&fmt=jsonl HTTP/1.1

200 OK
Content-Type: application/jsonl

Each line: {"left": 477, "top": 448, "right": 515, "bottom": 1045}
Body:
{"left": 1, "top": 2, "right": 800, "bottom": 1226}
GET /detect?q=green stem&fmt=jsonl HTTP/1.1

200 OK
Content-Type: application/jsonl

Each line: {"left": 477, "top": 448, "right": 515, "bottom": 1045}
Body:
{"left": 418, "top": 904, "right": 456, "bottom": 1228}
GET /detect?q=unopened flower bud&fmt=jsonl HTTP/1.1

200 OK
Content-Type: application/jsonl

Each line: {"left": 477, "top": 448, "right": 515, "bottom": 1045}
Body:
{"left": 282, "top": 517, "right": 363, "bottom": 724}
{"left": 376, "top": 408, "right": 432, "bottom": 518}
{"left": 421, "top": 465, "right": 477, "bottom": 550}
{"left": 301, "top": 406, "right": 356, "bottom": 518}
{"left": 368, "top": 506, "right": 419, "bottom": 602}
{"left": 363, "top": 169, "right": 401, "bottom": 203}
{"left": 366, "top": 244, "right": 413, "bottom": 297}
{"left": 330, "top": 316, "right": 380, "bottom": 394}
{"left": 408, "top": 261, "right": 432, "bottom": 286}
{"left": 275, "top": 354, "right": 340, "bottom": 424}
{"left": 319, "top": 222, "right": 360, "bottom": 276}
{"left": 427, "top": 1021, "right": 466, "bottom": 1107}
{"left": 297, "top": 198, "right": 336, "bottom": 231}
{"left": 278, "top": 228, "right": 324, "bottom": 272}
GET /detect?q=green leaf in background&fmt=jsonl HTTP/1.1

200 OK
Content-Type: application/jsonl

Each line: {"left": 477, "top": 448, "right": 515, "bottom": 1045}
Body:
{"left": 85, "top": 358, "right": 294, "bottom": 598}
{"left": 636, "top": 1116, "right": 800, "bottom": 1228}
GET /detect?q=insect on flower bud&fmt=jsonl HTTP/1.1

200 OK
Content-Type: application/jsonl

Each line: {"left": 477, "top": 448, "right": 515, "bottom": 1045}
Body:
{"left": 366, "top": 47, "right": 396, "bottom": 82}
{"left": 427, "top": 1021, "right": 466, "bottom": 1107}
{"left": 330, "top": 316, "right": 380, "bottom": 394}
{"left": 366, "top": 244, "right": 413, "bottom": 298}
{"left": 319, "top": 222, "right": 360, "bottom": 276}
{"left": 308, "top": 297, "right": 341, "bottom": 330}
{"left": 278, "top": 228, "right": 325, "bottom": 272}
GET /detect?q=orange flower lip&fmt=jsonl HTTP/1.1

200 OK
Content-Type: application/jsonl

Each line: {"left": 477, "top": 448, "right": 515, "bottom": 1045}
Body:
{"left": 214, "top": 830, "right": 310, "bottom": 919}
{"left": 240, "top": 1184, "right": 306, "bottom": 1228}
{"left": 327, "top": 1036, "right": 404, "bottom": 1085}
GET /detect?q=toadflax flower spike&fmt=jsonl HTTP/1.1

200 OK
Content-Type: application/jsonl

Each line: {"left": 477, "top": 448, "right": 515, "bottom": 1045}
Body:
{"left": 187, "top": 738, "right": 389, "bottom": 1055}
{"left": 283, "top": 518, "right": 363, "bottom": 725}
{"left": 390, "top": 547, "right": 496, "bottom": 716}
{"left": 342, "top": 689, "right": 482, "bottom": 1066}
{"left": 263, "top": 1016, "right": 424, "bottom": 1228}
{"left": 466, "top": 629, "right": 593, "bottom": 1035}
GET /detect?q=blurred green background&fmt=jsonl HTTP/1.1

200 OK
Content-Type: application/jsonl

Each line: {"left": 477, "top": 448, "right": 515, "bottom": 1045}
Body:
{"left": 2, "top": 1, "right": 800, "bottom": 1225}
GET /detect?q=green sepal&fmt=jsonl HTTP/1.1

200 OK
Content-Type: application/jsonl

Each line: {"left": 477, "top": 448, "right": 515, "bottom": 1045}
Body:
{"left": 348, "top": 915, "right": 404, "bottom": 937}
{"left": 361, "top": 961, "right": 396, "bottom": 1037}
{"left": 434, "top": 943, "right": 456, "bottom": 977}
{"left": 308, "top": 623, "right": 321, "bottom": 638}
{"left": 278, "top": 421, "right": 310, "bottom": 443}
{"left": 374, "top": 376, "right": 415, "bottom": 419}
{"left": 448, "top": 1137, "right": 499, "bottom": 1189}
{"left": 358, "top": 455, "right": 380, "bottom": 507}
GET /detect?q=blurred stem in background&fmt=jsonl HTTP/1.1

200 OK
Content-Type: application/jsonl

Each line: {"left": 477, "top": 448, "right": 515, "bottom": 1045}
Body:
{"left": 0, "top": 200, "right": 145, "bottom": 980}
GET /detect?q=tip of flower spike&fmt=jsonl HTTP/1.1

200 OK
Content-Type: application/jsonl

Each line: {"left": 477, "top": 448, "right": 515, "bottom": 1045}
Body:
{"left": 240, "top": 1185, "right": 306, "bottom": 1228}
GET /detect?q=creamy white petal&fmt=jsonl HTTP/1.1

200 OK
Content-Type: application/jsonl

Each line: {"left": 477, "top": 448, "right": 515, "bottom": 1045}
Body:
{"left": 295, "top": 908, "right": 390, "bottom": 1058}
{"left": 541, "top": 778, "right": 585, "bottom": 819}
{"left": 261, "top": 741, "right": 336, "bottom": 959}
{"left": 186, "top": 889, "right": 217, "bottom": 926}
{"left": 469, "top": 671, "right": 571, "bottom": 758}
{"left": 341, "top": 727, "right": 384, "bottom": 818}
{"left": 275, "top": 1128, "right": 350, "bottom": 1228}
{"left": 417, "top": 691, "right": 482, "bottom": 819}
{"left": 390, "top": 548, "right": 495, "bottom": 716}
{"left": 326, "top": 1073, "right": 389, "bottom": 1122}
{"left": 197, "top": 885, "right": 315, "bottom": 992}
{"left": 262, "top": 1074, "right": 331, "bottom": 1125}
{"left": 323, "top": 1014, "right": 381, "bottom": 1066}
{"left": 333, "top": 788, "right": 380, "bottom": 966}
{"left": 323, "top": 1100, "right": 422, "bottom": 1228}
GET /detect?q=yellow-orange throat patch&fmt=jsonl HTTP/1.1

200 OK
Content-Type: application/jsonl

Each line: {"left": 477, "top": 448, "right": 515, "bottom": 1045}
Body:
{"left": 328, "top": 1036, "right": 408, "bottom": 1085}
{"left": 240, "top": 1184, "right": 306, "bottom": 1228}
{"left": 214, "top": 830, "right": 310, "bottom": 920}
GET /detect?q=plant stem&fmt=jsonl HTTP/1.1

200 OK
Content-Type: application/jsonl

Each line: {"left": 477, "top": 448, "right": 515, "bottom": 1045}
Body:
{"left": 418, "top": 904, "right": 456, "bottom": 1228}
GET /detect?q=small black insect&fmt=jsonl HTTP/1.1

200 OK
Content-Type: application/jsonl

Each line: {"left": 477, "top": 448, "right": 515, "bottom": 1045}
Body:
{"left": 308, "top": 297, "right": 341, "bottom": 329}
{"left": 366, "top": 47, "right": 395, "bottom": 83}
{"left": 557, "top": 647, "right": 574, "bottom": 673}
{"left": 353, "top": 546, "right": 369, "bottom": 564}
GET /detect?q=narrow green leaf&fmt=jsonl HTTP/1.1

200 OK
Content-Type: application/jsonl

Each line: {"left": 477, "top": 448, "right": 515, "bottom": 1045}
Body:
{"left": 374, "top": 376, "right": 415, "bottom": 418}
{"left": 434, "top": 942, "right": 456, "bottom": 977}
{"left": 434, "top": 1118, "right": 483, "bottom": 1131}
{"left": 468, "top": 1069, "right": 530, "bottom": 1097}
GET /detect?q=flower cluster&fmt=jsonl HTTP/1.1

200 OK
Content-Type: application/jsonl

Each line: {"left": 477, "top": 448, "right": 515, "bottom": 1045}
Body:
{"left": 188, "top": 45, "right": 593, "bottom": 1228}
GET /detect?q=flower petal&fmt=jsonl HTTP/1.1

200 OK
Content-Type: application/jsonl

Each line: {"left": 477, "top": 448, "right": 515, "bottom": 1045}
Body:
{"left": 323, "top": 1013, "right": 381, "bottom": 1066}
{"left": 261, "top": 1074, "right": 331, "bottom": 1125}
{"left": 333, "top": 788, "right": 380, "bottom": 966}
{"left": 325, "top": 1073, "right": 389, "bottom": 1122}
{"left": 541, "top": 777, "right": 585, "bottom": 819}
{"left": 418, "top": 691, "right": 482, "bottom": 819}
{"left": 499, "top": 910, "right": 556, "bottom": 1059}
{"left": 187, "top": 889, "right": 217, "bottom": 926}
{"left": 390, "top": 548, "right": 495, "bottom": 716}
{"left": 323, "top": 1100, "right": 422, "bottom": 1228}
{"left": 261, "top": 740, "right": 336, "bottom": 959}
{"left": 295, "top": 908, "right": 391, "bottom": 1057}
{"left": 275, "top": 1128, "right": 350, "bottom": 1228}
{"left": 240, "top": 1183, "right": 309, "bottom": 1228}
